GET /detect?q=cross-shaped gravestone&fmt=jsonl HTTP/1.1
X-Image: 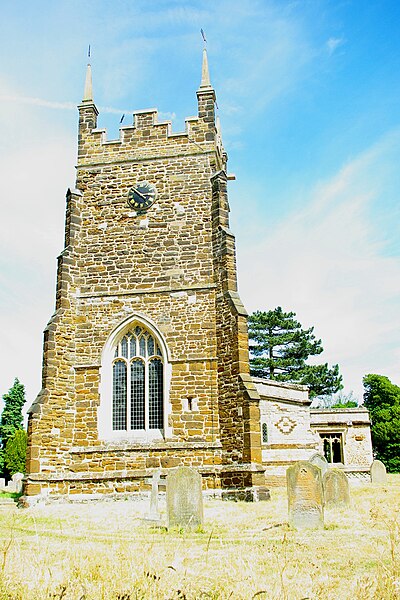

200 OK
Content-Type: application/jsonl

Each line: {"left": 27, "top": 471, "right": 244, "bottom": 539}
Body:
{"left": 144, "top": 469, "right": 164, "bottom": 523}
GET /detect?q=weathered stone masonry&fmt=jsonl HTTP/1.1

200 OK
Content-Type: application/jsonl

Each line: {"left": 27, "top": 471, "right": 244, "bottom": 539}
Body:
{"left": 24, "top": 54, "right": 264, "bottom": 500}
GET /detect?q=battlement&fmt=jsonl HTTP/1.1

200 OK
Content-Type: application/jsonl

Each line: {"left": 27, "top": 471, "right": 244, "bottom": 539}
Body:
{"left": 77, "top": 99, "right": 223, "bottom": 166}
{"left": 77, "top": 49, "right": 221, "bottom": 167}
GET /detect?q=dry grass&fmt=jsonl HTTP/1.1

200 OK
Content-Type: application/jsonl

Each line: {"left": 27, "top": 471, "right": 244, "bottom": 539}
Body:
{"left": 0, "top": 475, "right": 399, "bottom": 599}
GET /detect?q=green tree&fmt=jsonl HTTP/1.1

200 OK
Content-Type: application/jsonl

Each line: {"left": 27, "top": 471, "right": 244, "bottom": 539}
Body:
{"left": 363, "top": 374, "right": 400, "bottom": 473}
{"left": 4, "top": 429, "right": 27, "bottom": 477}
{"left": 0, "top": 378, "right": 26, "bottom": 475}
{"left": 248, "top": 307, "right": 343, "bottom": 398}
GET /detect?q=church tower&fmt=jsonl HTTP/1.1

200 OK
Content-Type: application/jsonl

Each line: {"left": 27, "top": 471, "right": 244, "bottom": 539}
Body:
{"left": 24, "top": 51, "right": 265, "bottom": 501}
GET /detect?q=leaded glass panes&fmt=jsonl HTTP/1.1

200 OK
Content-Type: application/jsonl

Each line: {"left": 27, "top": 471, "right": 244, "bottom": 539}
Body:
{"left": 147, "top": 336, "right": 154, "bottom": 356}
{"left": 112, "top": 324, "right": 164, "bottom": 433}
{"left": 149, "top": 358, "right": 163, "bottom": 429}
{"left": 262, "top": 422, "right": 268, "bottom": 443}
{"left": 112, "top": 360, "right": 127, "bottom": 430}
{"left": 131, "top": 360, "right": 145, "bottom": 429}
{"left": 121, "top": 336, "right": 128, "bottom": 358}
{"left": 130, "top": 336, "right": 136, "bottom": 357}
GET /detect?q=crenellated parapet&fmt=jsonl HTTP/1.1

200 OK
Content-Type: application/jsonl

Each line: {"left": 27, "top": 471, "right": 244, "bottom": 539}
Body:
{"left": 77, "top": 108, "right": 217, "bottom": 164}
{"left": 77, "top": 49, "right": 224, "bottom": 168}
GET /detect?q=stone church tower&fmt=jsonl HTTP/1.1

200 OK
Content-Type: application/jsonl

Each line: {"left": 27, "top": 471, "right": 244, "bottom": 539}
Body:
{"left": 24, "top": 51, "right": 265, "bottom": 501}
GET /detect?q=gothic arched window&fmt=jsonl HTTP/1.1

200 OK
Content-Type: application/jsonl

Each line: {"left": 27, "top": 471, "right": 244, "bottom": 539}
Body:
{"left": 112, "top": 325, "right": 164, "bottom": 432}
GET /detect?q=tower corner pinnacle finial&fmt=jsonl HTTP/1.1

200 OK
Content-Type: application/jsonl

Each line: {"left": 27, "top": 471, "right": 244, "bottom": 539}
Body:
{"left": 83, "top": 62, "right": 93, "bottom": 102}
{"left": 199, "top": 47, "right": 213, "bottom": 91}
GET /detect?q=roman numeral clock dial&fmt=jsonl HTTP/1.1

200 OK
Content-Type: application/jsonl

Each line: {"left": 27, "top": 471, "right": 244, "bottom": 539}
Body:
{"left": 127, "top": 182, "right": 157, "bottom": 213}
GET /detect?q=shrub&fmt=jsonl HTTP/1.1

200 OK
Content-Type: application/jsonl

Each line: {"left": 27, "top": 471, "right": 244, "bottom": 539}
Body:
{"left": 4, "top": 429, "right": 27, "bottom": 477}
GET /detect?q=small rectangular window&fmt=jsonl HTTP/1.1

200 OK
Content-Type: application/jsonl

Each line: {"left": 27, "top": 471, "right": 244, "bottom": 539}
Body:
{"left": 262, "top": 422, "right": 268, "bottom": 444}
{"left": 320, "top": 433, "right": 344, "bottom": 463}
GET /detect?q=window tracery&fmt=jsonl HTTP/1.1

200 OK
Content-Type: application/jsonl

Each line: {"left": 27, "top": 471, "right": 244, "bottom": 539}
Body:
{"left": 112, "top": 326, "right": 164, "bottom": 432}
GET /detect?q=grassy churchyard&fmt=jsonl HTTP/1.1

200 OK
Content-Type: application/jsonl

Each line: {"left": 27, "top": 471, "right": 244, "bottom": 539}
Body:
{"left": 0, "top": 476, "right": 399, "bottom": 600}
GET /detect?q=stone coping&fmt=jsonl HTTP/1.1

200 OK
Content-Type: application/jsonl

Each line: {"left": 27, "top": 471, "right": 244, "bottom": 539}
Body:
{"left": 253, "top": 378, "right": 310, "bottom": 405}
{"left": 310, "top": 407, "right": 371, "bottom": 425}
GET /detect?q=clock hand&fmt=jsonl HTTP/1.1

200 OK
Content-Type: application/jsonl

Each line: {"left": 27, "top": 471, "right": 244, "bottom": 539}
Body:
{"left": 132, "top": 187, "right": 148, "bottom": 201}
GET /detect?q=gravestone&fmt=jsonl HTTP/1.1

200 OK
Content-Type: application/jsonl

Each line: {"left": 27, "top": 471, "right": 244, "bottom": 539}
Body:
{"left": 309, "top": 453, "right": 329, "bottom": 477}
{"left": 323, "top": 469, "right": 350, "bottom": 507}
{"left": 287, "top": 461, "right": 324, "bottom": 530}
{"left": 11, "top": 473, "right": 24, "bottom": 494}
{"left": 370, "top": 460, "right": 387, "bottom": 484}
{"left": 166, "top": 467, "right": 203, "bottom": 531}
{"left": 0, "top": 479, "right": 5, "bottom": 492}
{"left": 145, "top": 468, "right": 163, "bottom": 523}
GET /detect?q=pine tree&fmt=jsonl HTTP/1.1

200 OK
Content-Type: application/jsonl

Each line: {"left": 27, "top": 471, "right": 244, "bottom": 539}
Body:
{"left": 248, "top": 307, "right": 343, "bottom": 398}
{"left": 0, "top": 378, "right": 26, "bottom": 475}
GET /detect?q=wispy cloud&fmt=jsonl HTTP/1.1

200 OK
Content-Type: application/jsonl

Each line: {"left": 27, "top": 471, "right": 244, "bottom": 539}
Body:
{"left": 0, "top": 94, "right": 176, "bottom": 123}
{"left": 0, "top": 94, "right": 76, "bottom": 110}
{"left": 237, "top": 130, "right": 400, "bottom": 398}
{"left": 326, "top": 37, "right": 345, "bottom": 55}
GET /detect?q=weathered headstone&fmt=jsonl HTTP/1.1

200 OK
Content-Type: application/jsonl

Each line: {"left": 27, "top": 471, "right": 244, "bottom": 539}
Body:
{"left": 323, "top": 469, "right": 350, "bottom": 507}
{"left": 166, "top": 467, "right": 203, "bottom": 531}
{"left": 145, "top": 468, "right": 162, "bottom": 522}
{"left": 6, "top": 481, "right": 16, "bottom": 493}
{"left": 287, "top": 461, "right": 324, "bottom": 530}
{"left": 370, "top": 459, "right": 387, "bottom": 485}
{"left": 0, "top": 478, "right": 5, "bottom": 492}
{"left": 11, "top": 473, "right": 24, "bottom": 494}
{"left": 309, "top": 453, "right": 329, "bottom": 477}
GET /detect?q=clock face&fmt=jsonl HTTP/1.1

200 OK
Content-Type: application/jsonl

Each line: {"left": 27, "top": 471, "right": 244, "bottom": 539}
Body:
{"left": 127, "top": 182, "right": 157, "bottom": 211}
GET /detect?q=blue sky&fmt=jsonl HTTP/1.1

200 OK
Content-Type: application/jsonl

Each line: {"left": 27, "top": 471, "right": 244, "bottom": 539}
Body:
{"left": 1, "top": 0, "right": 399, "bottom": 406}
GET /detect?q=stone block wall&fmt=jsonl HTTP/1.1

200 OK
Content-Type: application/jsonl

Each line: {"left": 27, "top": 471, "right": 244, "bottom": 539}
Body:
{"left": 256, "top": 379, "right": 319, "bottom": 486}
{"left": 310, "top": 408, "right": 373, "bottom": 480}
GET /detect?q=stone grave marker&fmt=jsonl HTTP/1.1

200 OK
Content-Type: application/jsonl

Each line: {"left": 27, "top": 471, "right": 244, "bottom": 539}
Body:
{"left": 287, "top": 461, "right": 324, "bottom": 530}
{"left": 323, "top": 468, "right": 350, "bottom": 507}
{"left": 6, "top": 479, "right": 16, "bottom": 493}
{"left": 370, "top": 459, "right": 387, "bottom": 485}
{"left": 11, "top": 473, "right": 24, "bottom": 494}
{"left": 309, "top": 453, "right": 329, "bottom": 477}
{"left": 0, "top": 478, "right": 5, "bottom": 492}
{"left": 166, "top": 466, "right": 203, "bottom": 531}
{"left": 145, "top": 468, "right": 163, "bottom": 523}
